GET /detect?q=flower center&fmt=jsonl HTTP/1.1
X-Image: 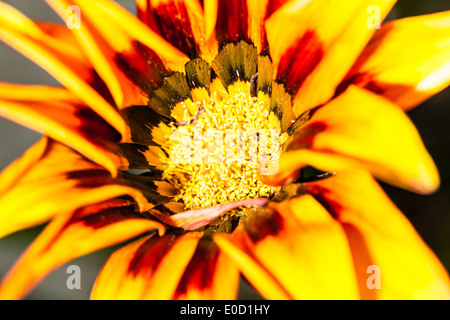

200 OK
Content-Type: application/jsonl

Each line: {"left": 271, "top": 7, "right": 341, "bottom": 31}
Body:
{"left": 161, "top": 81, "right": 288, "bottom": 212}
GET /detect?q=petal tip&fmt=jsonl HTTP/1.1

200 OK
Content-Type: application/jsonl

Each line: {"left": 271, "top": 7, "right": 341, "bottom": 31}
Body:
{"left": 409, "top": 162, "right": 440, "bottom": 195}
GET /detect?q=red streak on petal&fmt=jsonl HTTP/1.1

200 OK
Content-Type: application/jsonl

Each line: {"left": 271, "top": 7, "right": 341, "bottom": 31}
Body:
{"left": 128, "top": 233, "right": 179, "bottom": 276}
{"left": 266, "top": 0, "right": 289, "bottom": 18}
{"left": 151, "top": 1, "right": 198, "bottom": 58}
{"left": 215, "top": 0, "right": 249, "bottom": 45}
{"left": 174, "top": 240, "right": 219, "bottom": 297}
{"left": 305, "top": 185, "right": 343, "bottom": 219}
{"left": 286, "top": 121, "right": 328, "bottom": 151}
{"left": 75, "top": 107, "right": 122, "bottom": 143}
{"left": 276, "top": 30, "right": 324, "bottom": 96}
{"left": 335, "top": 72, "right": 384, "bottom": 98}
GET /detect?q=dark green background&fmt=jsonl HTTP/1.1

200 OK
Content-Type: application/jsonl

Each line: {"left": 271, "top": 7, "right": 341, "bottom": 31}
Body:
{"left": 0, "top": 0, "right": 448, "bottom": 299}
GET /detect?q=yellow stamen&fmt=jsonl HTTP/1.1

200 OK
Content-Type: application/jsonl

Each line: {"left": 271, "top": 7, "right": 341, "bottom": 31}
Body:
{"left": 162, "top": 81, "right": 288, "bottom": 212}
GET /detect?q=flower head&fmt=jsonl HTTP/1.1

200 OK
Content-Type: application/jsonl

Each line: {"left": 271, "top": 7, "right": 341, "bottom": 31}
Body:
{"left": 0, "top": 0, "right": 449, "bottom": 299}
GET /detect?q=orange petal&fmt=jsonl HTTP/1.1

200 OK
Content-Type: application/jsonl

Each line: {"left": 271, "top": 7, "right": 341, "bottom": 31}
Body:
{"left": 173, "top": 239, "right": 240, "bottom": 299}
{"left": 137, "top": 0, "right": 150, "bottom": 24}
{"left": 0, "top": 138, "right": 148, "bottom": 239}
{"left": 212, "top": 0, "right": 289, "bottom": 55}
{"left": 305, "top": 170, "right": 450, "bottom": 299}
{"left": 46, "top": 0, "right": 189, "bottom": 75}
{"left": 137, "top": 0, "right": 205, "bottom": 59}
{"left": 0, "top": 137, "right": 48, "bottom": 196}
{"left": 205, "top": 0, "right": 294, "bottom": 55}
{"left": 214, "top": 0, "right": 250, "bottom": 45}
{"left": 341, "top": 10, "right": 450, "bottom": 110}
{"left": 0, "top": 83, "right": 122, "bottom": 174}
{"left": 0, "top": 199, "right": 164, "bottom": 300}
{"left": 91, "top": 232, "right": 202, "bottom": 299}
{"left": 203, "top": 0, "right": 218, "bottom": 42}
{"left": 248, "top": 0, "right": 292, "bottom": 53}
{"left": 214, "top": 0, "right": 290, "bottom": 55}
{"left": 246, "top": 0, "right": 269, "bottom": 53}
{"left": 45, "top": 0, "right": 149, "bottom": 109}
{"left": 117, "top": 171, "right": 177, "bottom": 208}
{"left": 214, "top": 229, "right": 292, "bottom": 299}
{"left": 0, "top": 3, "right": 127, "bottom": 136}
{"left": 264, "top": 86, "right": 440, "bottom": 194}
{"left": 265, "top": 0, "right": 396, "bottom": 115}
{"left": 216, "top": 195, "right": 360, "bottom": 299}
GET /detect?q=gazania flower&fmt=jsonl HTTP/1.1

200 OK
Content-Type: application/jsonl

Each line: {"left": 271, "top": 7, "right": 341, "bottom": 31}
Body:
{"left": 0, "top": 0, "right": 449, "bottom": 300}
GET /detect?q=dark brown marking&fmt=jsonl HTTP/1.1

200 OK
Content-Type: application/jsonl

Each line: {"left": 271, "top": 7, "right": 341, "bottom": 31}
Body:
{"left": 76, "top": 205, "right": 139, "bottom": 229}
{"left": 147, "top": 72, "right": 192, "bottom": 118}
{"left": 88, "top": 69, "right": 117, "bottom": 108}
{"left": 294, "top": 168, "right": 336, "bottom": 183}
{"left": 285, "top": 106, "right": 321, "bottom": 136}
{"left": 257, "top": 55, "right": 273, "bottom": 95}
{"left": 66, "top": 169, "right": 111, "bottom": 180}
{"left": 115, "top": 41, "right": 171, "bottom": 96}
{"left": 42, "top": 202, "right": 141, "bottom": 253}
{"left": 119, "top": 143, "right": 152, "bottom": 169}
{"left": 75, "top": 107, "right": 122, "bottom": 144}
{"left": 245, "top": 209, "right": 284, "bottom": 243}
{"left": 185, "top": 58, "right": 212, "bottom": 91}
{"left": 285, "top": 121, "right": 327, "bottom": 151}
{"left": 67, "top": 169, "right": 111, "bottom": 188}
{"left": 121, "top": 105, "right": 170, "bottom": 146}
{"left": 250, "top": 72, "right": 258, "bottom": 97}
{"left": 211, "top": 41, "right": 258, "bottom": 88}
{"left": 120, "top": 171, "right": 174, "bottom": 206}
{"left": 67, "top": 169, "right": 113, "bottom": 188}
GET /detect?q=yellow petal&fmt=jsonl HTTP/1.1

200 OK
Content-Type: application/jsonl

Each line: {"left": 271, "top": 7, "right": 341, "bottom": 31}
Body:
{"left": 248, "top": 0, "right": 295, "bottom": 53}
{"left": 264, "top": 86, "right": 440, "bottom": 194}
{"left": 136, "top": 0, "right": 206, "bottom": 59}
{"left": 265, "top": 0, "right": 396, "bottom": 115}
{"left": 0, "top": 2, "right": 127, "bottom": 135}
{"left": 45, "top": 0, "right": 150, "bottom": 109}
{"left": 305, "top": 170, "right": 450, "bottom": 299}
{"left": 214, "top": 230, "right": 292, "bottom": 299}
{"left": 0, "top": 199, "right": 164, "bottom": 300}
{"left": 0, "top": 139, "right": 148, "bottom": 238}
{"left": 343, "top": 10, "right": 450, "bottom": 110}
{"left": 91, "top": 232, "right": 202, "bottom": 299}
{"left": 173, "top": 239, "right": 240, "bottom": 299}
{"left": 46, "top": 0, "right": 189, "bottom": 73}
{"left": 0, "top": 137, "right": 48, "bottom": 196}
{"left": 0, "top": 83, "right": 122, "bottom": 174}
{"left": 216, "top": 196, "right": 360, "bottom": 299}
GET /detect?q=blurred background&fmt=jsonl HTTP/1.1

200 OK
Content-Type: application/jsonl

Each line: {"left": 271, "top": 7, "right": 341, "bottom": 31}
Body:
{"left": 0, "top": 0, "right": 449, "bottom": 299}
